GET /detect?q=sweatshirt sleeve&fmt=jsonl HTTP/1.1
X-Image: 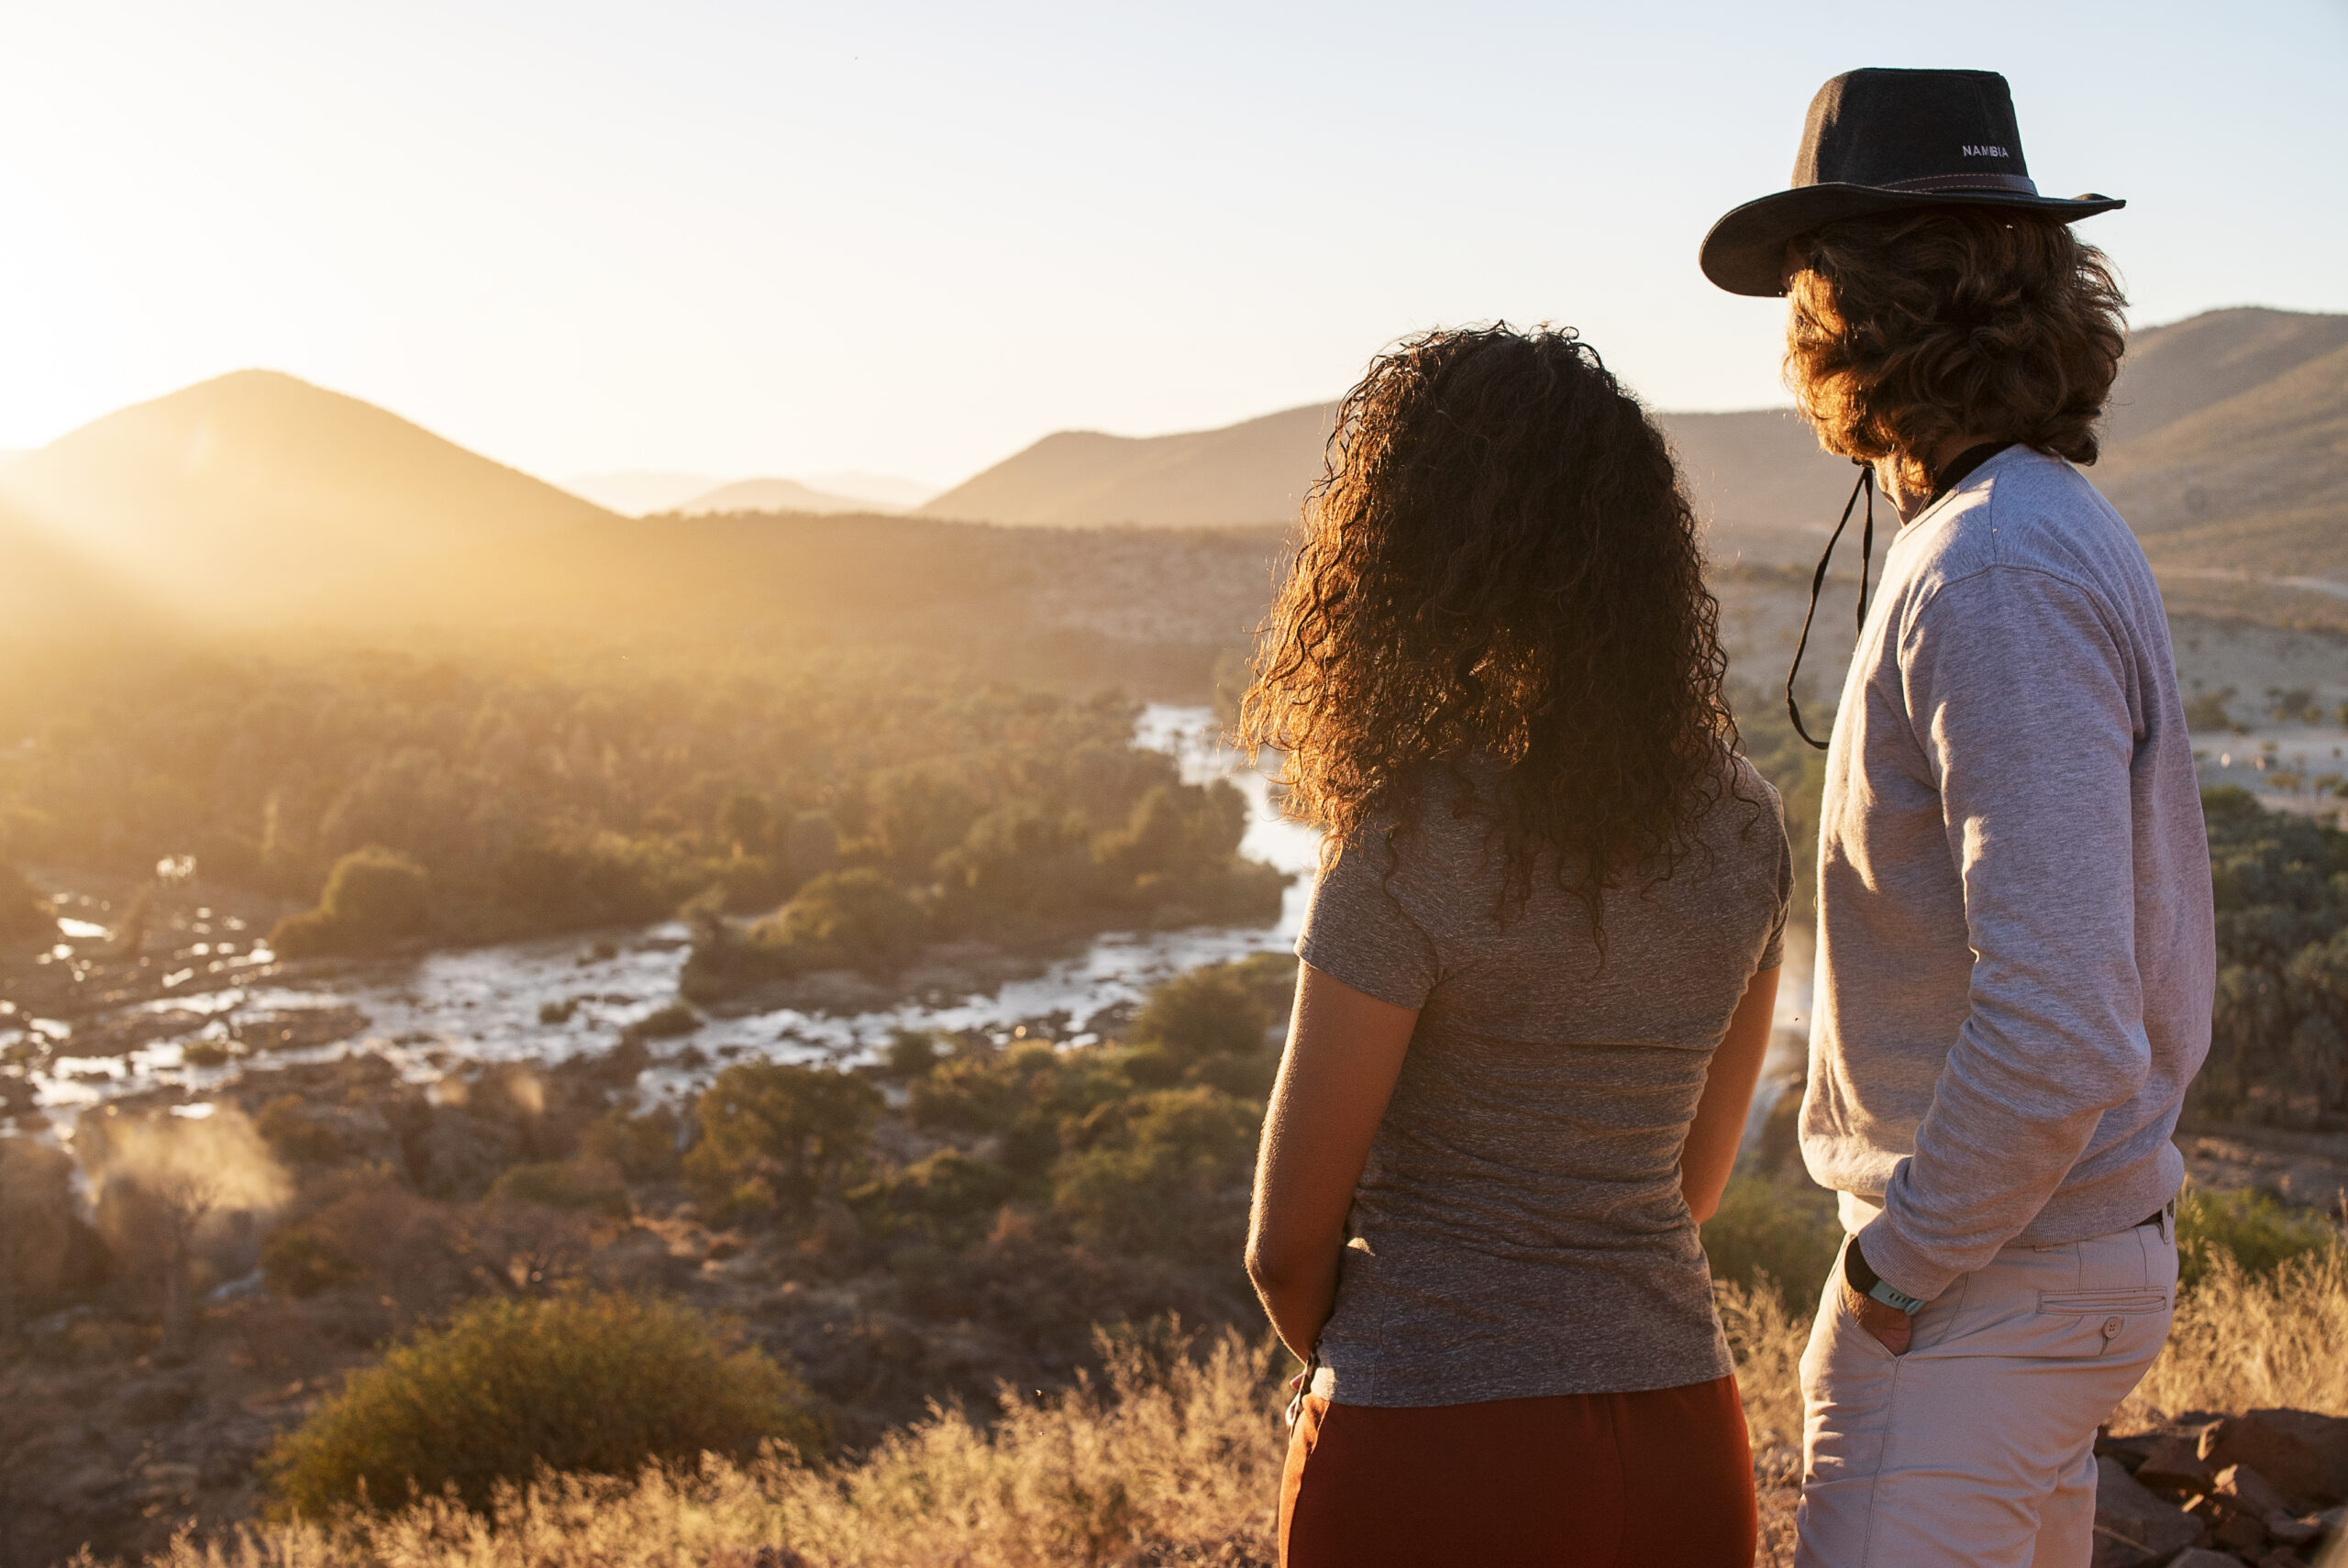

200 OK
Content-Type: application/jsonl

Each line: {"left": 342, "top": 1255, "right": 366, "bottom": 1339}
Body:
{"left": 1856, "top": 565, "right": 2150, "bottom": 1302}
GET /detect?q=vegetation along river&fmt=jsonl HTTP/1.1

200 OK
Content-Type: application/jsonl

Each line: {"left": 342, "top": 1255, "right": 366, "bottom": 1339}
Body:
{"left": 20, "top": 704, "right": 1812, "bottom": 1139}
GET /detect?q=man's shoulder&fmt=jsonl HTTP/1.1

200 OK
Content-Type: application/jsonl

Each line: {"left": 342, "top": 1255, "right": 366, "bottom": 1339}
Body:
{"left": 1897, "top": 449, "right": 2144, "bottom": 610}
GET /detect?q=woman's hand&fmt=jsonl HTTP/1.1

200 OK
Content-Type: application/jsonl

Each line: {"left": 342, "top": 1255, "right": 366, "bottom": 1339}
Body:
{"left": 1245, "top": 962, "right": 1418, "bottom": 1365}
{"left": 1680, "top": 966, "right": 1779, "bottom": 1223}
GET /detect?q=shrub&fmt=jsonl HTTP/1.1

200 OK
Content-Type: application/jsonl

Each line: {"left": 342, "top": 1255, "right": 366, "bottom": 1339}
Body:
{"left": 936, "top": 804, "right": 1099, "bottom": 915}
{"left": 491, "top": 834, "right": 670, "bottom": 932}
{"left": 581, "top": 1108, "right": 682, "bottom": 1183}
{"left": 271, "top": 846, "right": 430, "bottom": 957}
{"left": 626, "top": 999, "right": 703, "bottom": 1041}
{"left": 685, "top": 1062, "right": 883, "bottom": 1220}
{"left": 1131, "top": 966, "right": 1271, "bottom": 1062}
{"left": 488, "top": 1159, "right": 633, "bottom": 1220}
{"left": 881, "top": 1028, "right": 943, "bottom": 1079}
{"left": 849, "top": 1148, "right": 1019, "bottom": 1242}
{"left": 909, "top": 1051, "right": 1030, "bottom": 1136}
{"left": 260, "top": 1225, "right": 363, "bottom": 1298}
{"left": 260, "top": 1292, "right": 823, "bottom": 1515}
{"left": 2176, "top": 1184, "right": 2345, "bottom": 1289}
{"left": 774, "top": 868, "right": 926, "bottom": 971}
{"left": 1050, "top": 1086, "right": 1258, "bottom": 1257}
{"left": 683, "top": 870, "right": 928, "bottom": 1000}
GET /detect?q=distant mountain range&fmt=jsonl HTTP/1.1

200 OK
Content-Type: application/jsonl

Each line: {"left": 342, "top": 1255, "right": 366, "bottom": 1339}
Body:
{"left": 566, "top": 470, "right": 939, "bottom": 517}
{"left": 911, "top": 307, "right": 2348, "bottom": 583}
{"left": 913, "top": 398, "right": 1854, "bottom": 564}
{"left": 674, "top": 477, "right": 900, "bottom": 516}
{"left": 0, "top": 307, "right": 2338, "bottom": 645}
{"left": 916, "top": 403, "right": 1335, "bottom": 530}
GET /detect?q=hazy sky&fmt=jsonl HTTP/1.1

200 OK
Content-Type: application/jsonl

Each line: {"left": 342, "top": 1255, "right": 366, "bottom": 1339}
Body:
{"left": 4, "top": 0, "right": 2343, "bottom": 488}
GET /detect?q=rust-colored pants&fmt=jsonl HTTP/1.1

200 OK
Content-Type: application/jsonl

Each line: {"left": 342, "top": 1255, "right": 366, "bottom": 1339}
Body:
{"left": 1279, "top": 1375, "right": 1755, "bottom": 1567}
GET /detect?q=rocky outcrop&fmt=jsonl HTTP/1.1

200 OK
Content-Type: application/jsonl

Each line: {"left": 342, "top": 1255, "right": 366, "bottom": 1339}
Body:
{"left": 2098, "top": 1409, "right": 2348, "bottom": 1566}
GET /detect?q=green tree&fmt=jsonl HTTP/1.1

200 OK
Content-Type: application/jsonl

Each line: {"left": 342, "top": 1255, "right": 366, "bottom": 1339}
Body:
{"left": 686, "top": 1062, "right": 883, "bottom": 1219}
{"left": 774, "top": 867, "right": 925, "bottom": 971}
{"left": 1051, "top": 1086, "right": 1258, "bottom": 1258}
{"left": 1131, "top": 966, "right": 1271, "bottom": 1062}
{"left": 271, "top": 845, "right": 430, "bottom": 956}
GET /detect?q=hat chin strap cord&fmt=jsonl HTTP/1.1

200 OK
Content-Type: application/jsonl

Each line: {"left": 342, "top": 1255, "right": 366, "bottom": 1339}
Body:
{"left": 1785, "top": 460, "right": 1876, "bottom": 751}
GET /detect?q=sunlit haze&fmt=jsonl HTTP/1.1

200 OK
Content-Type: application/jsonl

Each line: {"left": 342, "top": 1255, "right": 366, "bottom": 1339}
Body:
{"left": 5, "top": 0, "right": 2343, "bottom": 488}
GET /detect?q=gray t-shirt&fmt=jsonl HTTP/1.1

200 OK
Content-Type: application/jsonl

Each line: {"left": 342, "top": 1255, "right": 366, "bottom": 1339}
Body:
{"left": 1296, "top": 758, "right": 1790, "bottom": 1407}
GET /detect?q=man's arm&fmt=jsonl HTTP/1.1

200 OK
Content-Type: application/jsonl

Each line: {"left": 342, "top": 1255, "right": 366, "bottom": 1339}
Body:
{"left": 1858, "top": 565, "right": 2150, "bottom": 1304}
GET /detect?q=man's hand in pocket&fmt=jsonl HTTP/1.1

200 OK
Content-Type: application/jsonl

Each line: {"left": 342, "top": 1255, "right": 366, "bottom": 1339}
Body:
{"left": 1844, "top": 1282, "right": 1914, "bottom": 1355}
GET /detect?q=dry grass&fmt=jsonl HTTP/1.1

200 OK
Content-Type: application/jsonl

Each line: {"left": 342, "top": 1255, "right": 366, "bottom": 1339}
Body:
{"left": 131, "top": 1268, "right": 2342, "bottom": 1568}
{"left": 147, "top": 1328, "right": 1288, "bottom": 1568}
{"left": 2119, "top": 1247, "right": 2348, "bottom": 1422}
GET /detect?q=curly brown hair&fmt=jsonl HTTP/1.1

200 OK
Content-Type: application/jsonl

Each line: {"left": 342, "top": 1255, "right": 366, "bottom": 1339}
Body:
{"left": 1237, "top": 325, "right": 1740, "bottom": 922}
{"left": 1784, "top": 207, "right": 2127, "bottom": 493}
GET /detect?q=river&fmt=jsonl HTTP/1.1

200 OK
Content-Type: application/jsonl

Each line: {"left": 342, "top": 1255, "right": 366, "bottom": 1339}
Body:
{"left": 24, "top": 703, "right": 1811, "bottom": 1135}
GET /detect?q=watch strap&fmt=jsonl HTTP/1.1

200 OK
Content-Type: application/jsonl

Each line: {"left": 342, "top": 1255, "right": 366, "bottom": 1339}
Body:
{"left": 1845, "top": 1236, "right": 1927, "bottom": 1317}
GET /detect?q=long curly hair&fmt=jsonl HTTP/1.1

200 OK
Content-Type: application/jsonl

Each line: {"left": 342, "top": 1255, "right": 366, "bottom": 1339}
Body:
{"left": 1784, "top": 207, "right": 2127, "bottom": 493}
{"left": 1237, "top": 325, "right": 1739, "bottom": 922}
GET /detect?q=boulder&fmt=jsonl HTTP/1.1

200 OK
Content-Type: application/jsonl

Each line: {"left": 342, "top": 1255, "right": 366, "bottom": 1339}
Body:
{"left": 2203, "top": 1410, "right": 2348, "bottom": 1510}
{"left": 2090, "top": 1455, "right": 2203, "bottom": 1567}
{"left": 2135, "top": 1432, "right": 2218, "bottom": 1493}
{"left": 2211, "top": 1508, "right": 2267, "bottom": 1552}
{"left": 2266, "top": 1509, "right": 2322, "bottom": 1547}
{"left": 2215, "top": 1463, "right": 2297, "bottom": 1520}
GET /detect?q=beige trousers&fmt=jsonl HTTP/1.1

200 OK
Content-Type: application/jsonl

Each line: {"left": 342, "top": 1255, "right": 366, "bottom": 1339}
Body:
{"left": 1795, "top": 1204, "right": 2176, "bottom": 1568}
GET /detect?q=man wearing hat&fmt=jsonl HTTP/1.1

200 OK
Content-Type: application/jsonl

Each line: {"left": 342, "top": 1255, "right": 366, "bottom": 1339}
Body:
{"left": 1700, "top": 71, "right": 2215, "bottom": 1565}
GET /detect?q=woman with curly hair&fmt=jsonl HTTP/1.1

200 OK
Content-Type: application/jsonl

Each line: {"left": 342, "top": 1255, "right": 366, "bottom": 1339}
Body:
{"left": 1240, "top": 324, "right": 1790, "bottom": 1567}
{"left": 1700, "top": 69, "right": 2210, "bottom": 1568}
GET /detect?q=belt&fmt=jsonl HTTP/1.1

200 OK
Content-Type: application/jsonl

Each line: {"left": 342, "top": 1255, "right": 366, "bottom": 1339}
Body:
{"left": 2138, "top": 1198, "right": 2177, "bottom": 1229}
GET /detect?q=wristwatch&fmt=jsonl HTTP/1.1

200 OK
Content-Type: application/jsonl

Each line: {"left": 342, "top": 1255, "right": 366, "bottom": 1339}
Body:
{"left": 1844, "top": 1237, "right": 1928, "bottom": 1317}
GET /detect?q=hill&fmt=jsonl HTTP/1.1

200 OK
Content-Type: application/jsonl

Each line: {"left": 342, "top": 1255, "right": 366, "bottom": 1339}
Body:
{"left": 0, "top": 370, "right": 615, "bottom": 611}
{"left": 910, "top": 307, "right": 2348, "bottom": 590}
{"left": 917, "top": 403, "right": 1335, "bottom": 528}
{"left": 2101, "top": 306, "right": 2348, "bottom": 448}
{"left": 2097, "top": 317, "right": 2348, "bottom": 583}
{"left": 913, "top": 396, "right": 1855, "bottom": 563}
{"left": 678, "top": 477, "right": 898, "bottom": 515}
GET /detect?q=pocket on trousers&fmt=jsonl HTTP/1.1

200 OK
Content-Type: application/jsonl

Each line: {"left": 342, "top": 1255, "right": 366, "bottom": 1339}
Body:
{"left": 2037, "top": 1289, "right": 2170, "bottom": 1315}
{"left": 2036, "top": 1287, "right": 2171, "bottom": 1359}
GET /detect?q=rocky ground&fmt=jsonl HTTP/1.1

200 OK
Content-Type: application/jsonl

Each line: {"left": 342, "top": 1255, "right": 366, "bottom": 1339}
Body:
{"left": 2092, "top": 1409, "right": 2348, "bottom": 1567}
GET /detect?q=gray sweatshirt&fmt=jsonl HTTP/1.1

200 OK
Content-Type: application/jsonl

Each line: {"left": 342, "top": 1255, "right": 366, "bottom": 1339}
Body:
{"left": 1800, "top": 446, "right": 2215, "bottom": 1303}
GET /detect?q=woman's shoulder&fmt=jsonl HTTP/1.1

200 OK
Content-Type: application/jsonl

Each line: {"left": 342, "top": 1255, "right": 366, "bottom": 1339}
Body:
{"left": 1678, "top": 754, "right": 1789, "bottom": 878}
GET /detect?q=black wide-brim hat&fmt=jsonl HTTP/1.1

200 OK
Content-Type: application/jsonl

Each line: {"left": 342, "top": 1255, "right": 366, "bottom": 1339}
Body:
{"left": 1700, "top": 68, "right": 2123, "bottom": 297}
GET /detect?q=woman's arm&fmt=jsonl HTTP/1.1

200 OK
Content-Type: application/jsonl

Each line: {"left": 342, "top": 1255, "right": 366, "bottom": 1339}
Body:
{"left": 1680, "top": 966, "right": 1780, "bottom": 1224}
{"left": 1246, "top": 961, "right": 1418, "bottom": 1364}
